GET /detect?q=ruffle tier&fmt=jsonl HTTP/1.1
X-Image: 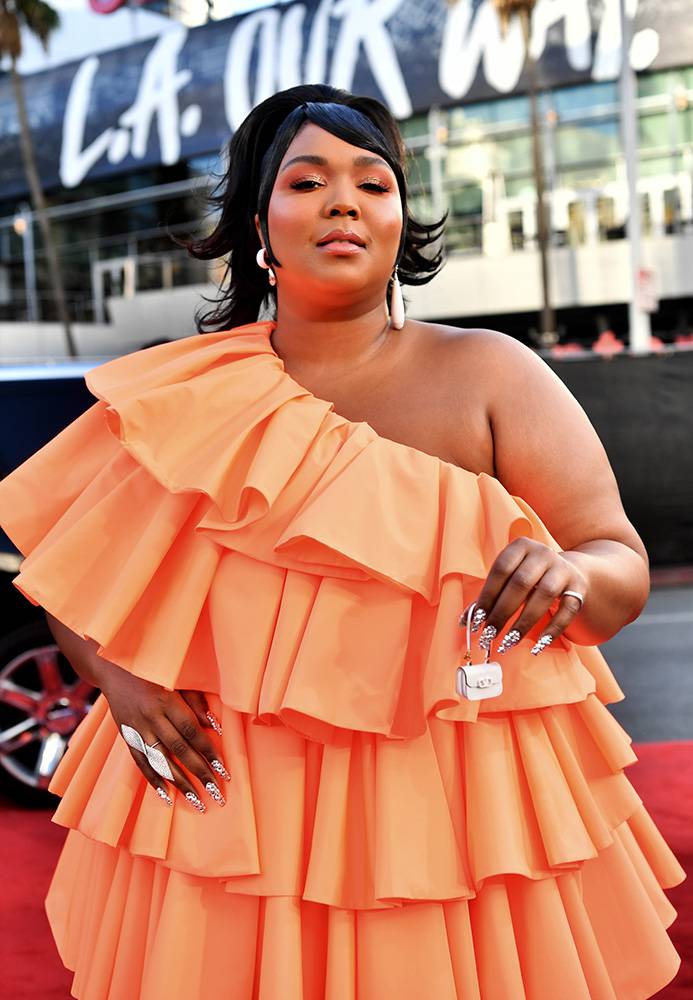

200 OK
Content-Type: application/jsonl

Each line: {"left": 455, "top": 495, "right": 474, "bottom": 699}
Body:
{"left": 0, "top": 321, "right": 622, "bottom": 740}
{"left": 0, "top": 320, "right": 685, "bottom": 997}
{"left": 47, "top": 691, "right": 684, "bottom": 913}
{"left": 47, "top": 819, "right": 681, "bottom": 1000}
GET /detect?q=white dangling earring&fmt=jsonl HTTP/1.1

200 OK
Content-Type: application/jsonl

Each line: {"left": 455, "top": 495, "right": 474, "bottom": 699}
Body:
{"left": 256, "top": 247, "right": 277, "bottom": 287}
{"left": 389, "top": 266, "right": 405, "bottom": 329}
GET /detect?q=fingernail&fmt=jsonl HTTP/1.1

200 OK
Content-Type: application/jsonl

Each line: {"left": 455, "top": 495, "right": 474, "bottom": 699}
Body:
{"left": 479, "top": 624, "right": 497, "bottom": 651}
{"left": 470, "top": 608, "right": 487, "bottom": 633}
{"left": 185, "top": 791, "right": 206, "bottom": 813}
{"left": 206, "top": 711, "right": 223, "bottom": 735}
{"left": 156, "top": 786, "right": 173, "bottom": 806}
{"left": 210, "top": 758, "right": 231, "bottom": 782}
{"left": 497, "top": 629, "right": 521, "bottom": 654}
{"left": 205, "top": 781, "right": 226, "bottom": 806}
{"left": 530, "top": 634, "right": 554, "bottom": 656}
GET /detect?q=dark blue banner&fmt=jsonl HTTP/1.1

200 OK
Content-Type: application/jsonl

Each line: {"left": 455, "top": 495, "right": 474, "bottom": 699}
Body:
{"left": 0, "top": 0, "right": 690, "bottom": 198}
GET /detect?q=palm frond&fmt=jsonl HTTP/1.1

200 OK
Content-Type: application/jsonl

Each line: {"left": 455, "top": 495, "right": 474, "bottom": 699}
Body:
{"left": 16, "top": 0, "right": 61, "bottom": 51}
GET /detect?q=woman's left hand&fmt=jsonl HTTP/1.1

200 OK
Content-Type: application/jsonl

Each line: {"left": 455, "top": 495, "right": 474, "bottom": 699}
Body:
{"left": 461, "top": 537, "right": 588, "bottom": 656}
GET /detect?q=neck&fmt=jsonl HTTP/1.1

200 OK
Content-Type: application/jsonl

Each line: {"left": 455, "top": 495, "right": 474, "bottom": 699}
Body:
{"left": 269, "top": 296, "right": 395, "bottom": 382}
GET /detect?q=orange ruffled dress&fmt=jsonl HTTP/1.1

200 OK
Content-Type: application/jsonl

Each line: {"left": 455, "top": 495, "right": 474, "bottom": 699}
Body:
{"left": 0, "top": 320, "right": 685, "bottom": 1000}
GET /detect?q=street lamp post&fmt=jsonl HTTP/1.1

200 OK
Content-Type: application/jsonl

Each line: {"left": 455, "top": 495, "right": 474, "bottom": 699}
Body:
{"left": 494, "top": 0, "right": 556, "bottom": 345}
{"left": 13, "top": 203, "right": 38, "bottom": 323}
{"left": 619, "top": 0, "right": 652, "bottom": 354}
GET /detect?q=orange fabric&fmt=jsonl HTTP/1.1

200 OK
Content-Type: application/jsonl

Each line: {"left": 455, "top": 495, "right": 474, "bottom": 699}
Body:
{"left": 0, "top": 319, "right": 685, "bottom": 999}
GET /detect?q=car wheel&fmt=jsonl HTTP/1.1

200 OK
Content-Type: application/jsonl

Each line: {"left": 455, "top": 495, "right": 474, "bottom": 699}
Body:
{"left": 0, "top": 620, "right": 98, "bottom": 806}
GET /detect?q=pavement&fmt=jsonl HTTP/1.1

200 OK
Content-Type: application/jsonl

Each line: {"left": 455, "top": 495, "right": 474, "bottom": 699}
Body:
{"left": 600, "top": 576, "right": 693, "bottom": 743}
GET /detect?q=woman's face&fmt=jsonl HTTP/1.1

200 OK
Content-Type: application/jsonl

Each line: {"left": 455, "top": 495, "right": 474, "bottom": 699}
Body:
{"left": 256, "top": 122, "right": 403, "bottom": 310}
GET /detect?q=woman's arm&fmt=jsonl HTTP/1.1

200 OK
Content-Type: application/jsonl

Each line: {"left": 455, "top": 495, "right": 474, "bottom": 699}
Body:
{"left": 45, "top": 611, "right": 109, "bottom": 687}
{"left": 44, "top": 611, "right": 231, "bottom": 809}
{"left": 454, "top": 330, "right": 649, "bottom": 648}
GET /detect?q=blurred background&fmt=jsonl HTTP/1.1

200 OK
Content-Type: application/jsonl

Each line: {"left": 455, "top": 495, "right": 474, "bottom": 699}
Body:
{"left": 0, "top": 3, "right": 691, "bottom": 996}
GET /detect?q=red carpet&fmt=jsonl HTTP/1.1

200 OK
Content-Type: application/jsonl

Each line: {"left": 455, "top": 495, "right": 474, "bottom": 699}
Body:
{"left": 1, "top": 741, "right": 691, "bottom": 1000}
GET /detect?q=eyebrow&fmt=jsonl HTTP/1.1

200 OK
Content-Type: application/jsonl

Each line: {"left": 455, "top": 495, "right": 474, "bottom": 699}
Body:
{"left": 280, "top": 154, "right": 390, "bottom": 173}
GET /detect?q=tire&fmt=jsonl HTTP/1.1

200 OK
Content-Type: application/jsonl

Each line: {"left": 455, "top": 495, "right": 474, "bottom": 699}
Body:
{"left": 0, "top": 621, "right": 98, "bottom": 807}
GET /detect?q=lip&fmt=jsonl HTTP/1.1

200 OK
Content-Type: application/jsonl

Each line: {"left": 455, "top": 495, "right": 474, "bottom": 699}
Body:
{"left": 316, "top": 229, "right": 367, "bottom": 248}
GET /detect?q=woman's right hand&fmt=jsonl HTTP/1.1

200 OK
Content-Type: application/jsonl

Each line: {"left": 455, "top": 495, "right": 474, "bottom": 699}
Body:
{"left": 98, "top": 658, "right": 231, "bottom": 812}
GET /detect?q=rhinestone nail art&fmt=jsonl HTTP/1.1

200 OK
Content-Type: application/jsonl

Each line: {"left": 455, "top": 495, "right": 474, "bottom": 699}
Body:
{"left": 497, "top": 629, "right": 521, "bottom": 654}
{"left": 205, "top": 781, "right": 226, "bottom": 806}
{"left": 185, "top": 791, "right": 206, "bottom": 813}
{"left": 211, "top": 758, "right": 231, "bottom": 782}
{"left": 206, "top": 711, "right": 223, "bottom": 735}
{"left": 470, "top": 608, "right": 487, "bottom": 633}
{"left": 479, "top": 624, "right": 497, "bottom": 651}
{"left": 156, "top": 786, "right": 173, "bottom": 806}
{"left": 530, "top": 634, "right": 554, "bottom": 656}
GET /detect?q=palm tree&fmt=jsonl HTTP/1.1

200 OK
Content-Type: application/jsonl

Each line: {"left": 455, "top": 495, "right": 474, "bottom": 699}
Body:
{"left": 0, "top": 0, "right": 77, "bottom": 356}
{"left": 493, "top": 0, "right": 556, "bottom": 345}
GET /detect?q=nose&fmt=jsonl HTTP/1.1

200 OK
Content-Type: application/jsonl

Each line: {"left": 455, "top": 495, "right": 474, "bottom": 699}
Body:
{"left": 328, "top": 202, "right": 359, "bottom": 218}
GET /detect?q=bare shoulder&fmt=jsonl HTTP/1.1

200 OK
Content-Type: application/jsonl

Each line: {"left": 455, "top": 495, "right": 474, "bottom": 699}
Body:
{"left": 413, "top": 320, "right": 550, "bottom": 373}
{"left": 414, "top": 321, "right": 643, "bottom": 553}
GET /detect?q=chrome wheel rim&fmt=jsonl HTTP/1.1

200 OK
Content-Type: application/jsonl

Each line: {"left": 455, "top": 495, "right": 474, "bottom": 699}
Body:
{"left": 0, "top": 643, "right": 95, "bottom": 789}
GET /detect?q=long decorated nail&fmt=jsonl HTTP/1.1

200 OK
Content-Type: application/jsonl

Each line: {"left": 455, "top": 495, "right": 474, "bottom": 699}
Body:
{"left": 206, "top": 711, "right": 223, "bottom": 735}
{"left": 470, "top": 608, "right": 487, "bottom": 633}
{"left": 479, "top": 624, "right": 497, "bottom": 651}
{"left": 210, "top": 758, "right": 231, "bottom": 782}
{"left": 156, "top": 786, "right": 173, "bottom": 806}
{"left": 498, "top": 629, "right": 521, "bottom": 654}
{"left": 185, "top": 791, "right": 206, "bottom": 813}
{"left": 530, "top": 634, "right": 554, "bottom": 656}
{"left": 205, "top": 781, "right": 226, "bottom": 806}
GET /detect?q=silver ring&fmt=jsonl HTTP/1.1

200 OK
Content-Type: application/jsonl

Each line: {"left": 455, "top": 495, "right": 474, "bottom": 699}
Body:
{"left": 120, "top": 724, "right": 174, "bottom": 781}
{"left": 561, "top": 589, "right": 584, "bottom": 609}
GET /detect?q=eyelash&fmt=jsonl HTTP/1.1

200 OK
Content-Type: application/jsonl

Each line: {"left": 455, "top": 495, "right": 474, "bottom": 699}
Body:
{"left": 290, "top": 178, "right": 391, "bottom": 193}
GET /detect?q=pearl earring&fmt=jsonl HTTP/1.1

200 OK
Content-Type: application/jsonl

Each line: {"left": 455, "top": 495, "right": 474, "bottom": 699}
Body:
{"left": 256, "top": 247, "right": 276, "bottom": 287}
{"left": 389, "top": 266, "right": 405, "bottom": 329}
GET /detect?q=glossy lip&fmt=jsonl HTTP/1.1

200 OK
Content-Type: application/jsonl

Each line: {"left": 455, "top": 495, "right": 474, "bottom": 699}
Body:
{"left": 316, "top": 229, "right": 367, "bottom": 247}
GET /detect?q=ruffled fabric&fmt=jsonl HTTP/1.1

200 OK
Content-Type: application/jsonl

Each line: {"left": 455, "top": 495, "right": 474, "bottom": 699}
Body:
{"left": 47, "top": 823, "right": 681, "bottom": 1000}
{"left": 0, "top": 321, "right": 621, "bottom": 737}
{"left": 0, "top": 319, "right": 685, "bottom": 998}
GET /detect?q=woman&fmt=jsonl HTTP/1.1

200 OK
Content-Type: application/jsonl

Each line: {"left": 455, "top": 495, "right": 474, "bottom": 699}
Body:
{"left": 0, "top": 84, "right": 685, "bottom": 999}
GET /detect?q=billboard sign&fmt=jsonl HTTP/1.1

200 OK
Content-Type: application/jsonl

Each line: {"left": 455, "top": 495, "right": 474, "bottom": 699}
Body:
{"left": 0, "top": 0, "right": 691, "bottom": 198}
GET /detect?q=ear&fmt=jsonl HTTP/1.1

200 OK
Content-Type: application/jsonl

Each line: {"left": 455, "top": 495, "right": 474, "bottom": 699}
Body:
{"left": 254, "top": 213, "right": 262, "bottom": 245}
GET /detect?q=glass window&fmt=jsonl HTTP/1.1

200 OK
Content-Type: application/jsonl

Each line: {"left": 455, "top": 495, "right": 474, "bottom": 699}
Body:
{"left": 496, "top": 133, "right": 533, "bottom": 176}
{"left": 508, "top": 210, "right": 524, "bottom": 250}
{"left": 399, "top": 114, "right": 429, "bottom": 142}
{"left": 449, "top": 95, "right": 529, "bottom": 132}
{"left": 557, "top": 162, "right": 617, "bottom": 189}
{"left": 446, "top": 141, "right": 497, "bottom": 182}
{"left": 638, "top": 155, "right": 674, "bottom": 177}
{"left": 567, "top": 201, "right": 586, "bottom": 245}
{"left": 505, "top": 176, "right": 535, "bottom": 198}
{"left": 639, "top": 112, "right": 671, "bottom": 151}
{"left": 406, "top": 149, "right": 431, "bottom": 189}
{"left": 555, "top": 118, "right": 620, "bottom": 165}
{"left": 551, "top": 81, "right": 618, "bottom": 115}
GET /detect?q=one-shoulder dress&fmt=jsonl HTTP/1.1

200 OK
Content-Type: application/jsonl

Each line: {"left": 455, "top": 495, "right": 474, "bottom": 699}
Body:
{"left": 0, "top": 320, "right": 685, "bottom": 1000}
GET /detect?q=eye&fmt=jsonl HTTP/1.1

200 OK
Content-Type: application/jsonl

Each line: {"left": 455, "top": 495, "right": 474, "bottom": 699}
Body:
{"left": 360, "top": 181, "right": 390, "bottom": 193}
{"left": 289, "top": 178, "right": 324, "bottom": 190}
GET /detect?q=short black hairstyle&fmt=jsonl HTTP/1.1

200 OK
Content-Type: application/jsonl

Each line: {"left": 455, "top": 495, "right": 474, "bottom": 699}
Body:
{"left": 181, "top": 84, "right": 447, "bottom": 332}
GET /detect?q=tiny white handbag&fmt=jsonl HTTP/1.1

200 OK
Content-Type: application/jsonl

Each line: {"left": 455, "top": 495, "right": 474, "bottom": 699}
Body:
{"left": 456, "top": 602, "right": 503, "bottom": 701}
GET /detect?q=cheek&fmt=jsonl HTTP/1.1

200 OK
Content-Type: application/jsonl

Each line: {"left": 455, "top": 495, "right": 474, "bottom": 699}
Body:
{"left": 372, "top": 199, "right": 403, "bottom": 241}
{"left": 267, "top": 195, "right": 312, "bottom": 251}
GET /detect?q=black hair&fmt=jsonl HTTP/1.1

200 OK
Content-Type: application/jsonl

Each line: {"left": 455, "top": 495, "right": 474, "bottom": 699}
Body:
{"left": 179, "top": 84, "right": 447, "bottom": 332}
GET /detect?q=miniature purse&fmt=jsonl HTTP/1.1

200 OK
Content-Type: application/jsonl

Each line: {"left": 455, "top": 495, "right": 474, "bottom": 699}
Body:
{"left": 456, "top": 601, "right": 503, "bottom": 701}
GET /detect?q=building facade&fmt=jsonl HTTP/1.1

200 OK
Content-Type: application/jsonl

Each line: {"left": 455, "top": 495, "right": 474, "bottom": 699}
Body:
{"left": 2, "top": 0, "right": 693, "bottom": 350}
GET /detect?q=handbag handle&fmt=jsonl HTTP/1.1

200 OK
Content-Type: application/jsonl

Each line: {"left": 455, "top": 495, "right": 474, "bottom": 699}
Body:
{"left": 464, "top": 601, "right": 490, "bottom": 664}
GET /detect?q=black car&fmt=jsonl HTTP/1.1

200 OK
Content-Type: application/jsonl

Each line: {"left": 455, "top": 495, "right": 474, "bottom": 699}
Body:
{"left": 0, "top": 360, "right": 106, "bottom": 804}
